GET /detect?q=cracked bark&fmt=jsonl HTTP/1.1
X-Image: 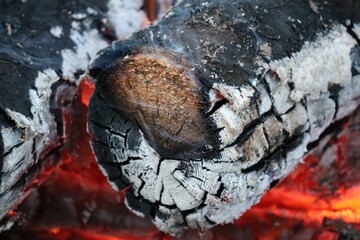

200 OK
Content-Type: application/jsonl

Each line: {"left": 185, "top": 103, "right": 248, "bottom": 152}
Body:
{"left": 88, "top": 0, "right": 360, "bottom": 236}
{"left": 0, "top": 0, "right": 147, "bottom": 227}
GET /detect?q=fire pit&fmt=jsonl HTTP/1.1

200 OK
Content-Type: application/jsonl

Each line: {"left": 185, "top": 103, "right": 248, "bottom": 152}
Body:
{"left": 0, "top": 0, "right": 359, "bottom": 239}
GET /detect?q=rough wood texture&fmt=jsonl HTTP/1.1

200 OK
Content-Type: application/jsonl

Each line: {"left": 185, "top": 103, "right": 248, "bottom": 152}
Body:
{"left": 88, "top": 0, "right": 360, "bottom": 235}
{"left": 0, "top": 0, "right": 146, "bottom": 224}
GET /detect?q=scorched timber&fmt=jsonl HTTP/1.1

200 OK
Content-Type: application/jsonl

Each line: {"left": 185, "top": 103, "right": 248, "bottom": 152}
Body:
{"left": 0, "top": 0, "right": 147, "bottom": 227}
{"left": 88, "top": 0, "right": 360, "bottom": 235}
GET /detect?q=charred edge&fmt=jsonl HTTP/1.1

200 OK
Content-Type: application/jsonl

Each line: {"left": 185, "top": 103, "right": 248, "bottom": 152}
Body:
{"left": 118, "top": 156, "right": 142, "bottom": 167}
{"left": 344, "top": 22, "right": 360, "bottom": 45}
{"left": 101, "top": 168, "right": 131, "bottom": 190}
{"left": 0, "top": 166, "right": 26, "bottom": 200}
{"left": 50, "top": 79, "right": 76, "bottom": 143}
{"left": 92, "top": 138, "right": 109, "bottom": 148}
{"left": 90, "top": 120, "right": 126, "bottom": 138}
{"left": 2, "top": 141, "right": 25, "bottom": 158}
{"left": 204, "top": 215, "right": 216, "bottom": 225}
{"left": 31, "top": 138, "right": 37, "bottom": 164}
{"left": 103, "top": 163, "right": 123, "bottom": 180}
{"left": 124, "top": 128, "right": 131, "bottom": 148}
{"left": 214, "top": 182, "right": 225, "bottom": 198}
{"left": 143, "top": 168, "right": 209, "bottom": 225}
{"left": 328, "top": 84, "right": 343, "bottom": 119}
{"left": 226, "top": 110, "right": 274, "bottom": 148}
{"left": 125, "top": 190, "right": 156, "bottom": 219}
{"left": 214, "top": 127, "right": 225, "bottom": 135}
{"left": 95, "top": 91, "right": 128, "bottom": 120}
{"left": 180, "top": 193, "right": 208, "bottom": 224}
{"left": 241, "top": 132, "right": 306, "bottom": 174}
{"left": 158, "top": 181, "right": 165, "bottom": 203}
{"left": 0, "top": 109, "right": 16, "bottom": 167}
{"left": 307, "top": 117, "right": 348, "bottom": 151}
{"left": 269, "top": 179, "right": 280, "bottom": 189}
{"left": 156, "top": 158, "right": 165, "bottom": 175}
{"left": 137, "top": 173, "right": 146, "bottom": 196}
{"left": 205, "top": 98, "right": 229, "bottom": 117}
{"left": 274, "top": 113, "right": 289, "bottom": 141}
{"left": 261, "top": 72, "right": 274, "bottom": 105}
{"left": 280, "top": 103, "right": 296, "bottom": 116}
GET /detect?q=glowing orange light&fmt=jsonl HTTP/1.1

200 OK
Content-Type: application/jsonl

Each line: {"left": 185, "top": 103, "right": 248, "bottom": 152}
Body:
{"left": 143, "top": 18, "right": 151, "bottom": 27}
{"left": 49, "top": 227, "right": 61, "bottom": 234}
{"left": 79, "top": 77, "right": 95, "bottom": 106}
{"left": 252, "top": 171, "right": 360, "bottom": 224}
{"left": 7, "top": 210, "right": 16, "bottom": 216}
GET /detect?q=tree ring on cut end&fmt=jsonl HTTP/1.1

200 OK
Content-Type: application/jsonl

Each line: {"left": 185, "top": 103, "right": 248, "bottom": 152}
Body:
{"left": 94, "top": 47, "right": 217, "bottom": 159}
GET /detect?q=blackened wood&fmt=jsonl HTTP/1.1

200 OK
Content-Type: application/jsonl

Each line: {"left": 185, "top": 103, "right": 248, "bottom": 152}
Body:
{"left": 88, "top": 0, "right": 360, "bottom": 235}
{"left": 0, "top": 0, "right": 113, "bottom": 224}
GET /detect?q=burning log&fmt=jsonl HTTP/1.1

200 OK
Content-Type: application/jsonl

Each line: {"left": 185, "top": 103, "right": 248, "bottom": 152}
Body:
{"left": 88, "top": 0, "right": 360, "bottom": 235}
{"left": 0, "top": 0, "right": 147, "bottom": 227}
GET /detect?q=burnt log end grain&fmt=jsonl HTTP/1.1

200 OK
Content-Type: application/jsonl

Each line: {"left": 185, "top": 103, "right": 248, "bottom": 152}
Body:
{"left": 88, "top": 0, "right": 360, "bottom": 235}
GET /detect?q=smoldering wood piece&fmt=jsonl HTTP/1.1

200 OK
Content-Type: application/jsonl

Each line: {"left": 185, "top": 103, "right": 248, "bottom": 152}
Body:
{"left": 0, "top": 0, "right": 121, "bottom": 225}
{"left": 88, "top": 0, "right": 360, "bottom": 235}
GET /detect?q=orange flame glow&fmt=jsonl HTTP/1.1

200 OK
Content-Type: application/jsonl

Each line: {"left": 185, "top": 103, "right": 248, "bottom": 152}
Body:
{"left": 255, "top": 186, "right": 360, "bottom": 223}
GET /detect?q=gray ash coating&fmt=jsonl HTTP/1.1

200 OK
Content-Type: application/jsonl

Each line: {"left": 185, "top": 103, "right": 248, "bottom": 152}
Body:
{"left": 0, "top": 0, "right": 112, "bottom": 222}
{"left": 88, "top": 0, "right": 360, "bottom": 235}
{"left": 0, "top": 0, "right": 108, "bottom": 118}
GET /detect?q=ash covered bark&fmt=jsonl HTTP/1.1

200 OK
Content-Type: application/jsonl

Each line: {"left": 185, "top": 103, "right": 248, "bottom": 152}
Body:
{"left": 0, "top": 0, "right": 146, "bottom": 225}
{"left": 88, "top": 0, "right": 360, "bottom": 235}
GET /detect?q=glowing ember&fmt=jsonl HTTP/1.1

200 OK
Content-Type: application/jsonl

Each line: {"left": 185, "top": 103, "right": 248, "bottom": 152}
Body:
{"left": 49, "top": 227, "right": 61, "bottom": 235}
{"left": 253, "top": 186, "right": 360, "bottom": 223}
{"left": 79, "top": 77, "right": 95, "bottom": 107}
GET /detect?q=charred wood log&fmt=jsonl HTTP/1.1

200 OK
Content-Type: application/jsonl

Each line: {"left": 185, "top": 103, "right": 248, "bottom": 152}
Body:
{"left": 88, "top": 0, "right": 360, "bottom": 235}
{"left": 0, "top": 0, "right": 141, "bottom": 225}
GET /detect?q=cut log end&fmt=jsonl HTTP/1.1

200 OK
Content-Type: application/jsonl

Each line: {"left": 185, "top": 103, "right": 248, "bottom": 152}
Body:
{"left": 91, "top": 49, "right": 217, "bottom": 159}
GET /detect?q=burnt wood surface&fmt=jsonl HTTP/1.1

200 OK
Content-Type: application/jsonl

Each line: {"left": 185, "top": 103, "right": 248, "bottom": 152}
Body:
{"left": 88, "top": 0, "right": 360, "bottom": 235}
{"left": 0, "top": 0, "right": 114, "bottom": 223}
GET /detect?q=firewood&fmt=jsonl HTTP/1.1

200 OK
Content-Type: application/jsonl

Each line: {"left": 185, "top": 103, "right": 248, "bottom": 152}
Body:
{"left": 88, "top": 0, "right": 360, "bottom": 235}
{"left": 0, "top": 0, "right": 146, "bottom": 225}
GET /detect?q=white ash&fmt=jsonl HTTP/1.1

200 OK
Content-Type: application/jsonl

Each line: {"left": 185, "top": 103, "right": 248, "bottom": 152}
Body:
{"left": 63, "top": 0, "right": 148, "bottom": 82}
{"left": 0, "top": 139, "right": 33, "bottom": 193}
{"left": 62, "top": 28, "right": 107, "bottom": 81}
{"left": 264, "top": 73, "right": 294, "bottom": 115}
{"left": 256, "top": 84, "right": 272, "bottom": 115}
{"left": 267, "top": 24, "right": 357, "bottom": 102}
{"left": 71, "top": 13, "right": 87, "bottom": 20}
{"left": 50, "top": 25, "right": 63, "bottom": 38}
{"left": 86, "top": 7, "right": 98, "bottom": 15}
{"left": 262, "top": 116, "right": 284, "bottom": 151}
{"left": 0, "top": 69, "right": 59, "bottom": 218}
{"left": 107, "top": 0, "right": 147, "bottom": 39}
{"left": 281, "top": 103, "right": 308, "bottom": 137}
{"left": 306, "top": 93, "right": 336, "bottom": 141}
{"left": 354, "top": 23, "right": 360, "bottom": 38}
{"left": 0, "top": 219, "right": 14, "bottom": 232}
{"left": 1, "top": 128, "right": 22, "bottom": 155}
{"left": 335, "top": 75, "right": 360, "bottom": 120}
{"left": 308, "top": 0, "right": 319, "bottom": 14}
{"left": 209, "top": 84, "right": 257, "bottom": 146}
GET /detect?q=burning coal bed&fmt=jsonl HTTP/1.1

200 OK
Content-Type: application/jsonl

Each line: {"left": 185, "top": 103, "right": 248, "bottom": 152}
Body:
{"left": 0, "top": 0, "right": 360, "bottom": 239}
